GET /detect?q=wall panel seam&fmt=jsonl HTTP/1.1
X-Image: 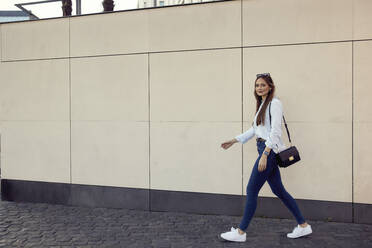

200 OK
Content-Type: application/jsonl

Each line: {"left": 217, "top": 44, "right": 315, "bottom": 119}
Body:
{"left": 242, "top": 40, "right": 370, "bottom": 49}
{"left": 351, "top": 41, "right": 354, "bottom": 223}
{"left": 148, "top": 53, "right": 151, "bottom": 211}
{"left": 2, "top": 38, "right": 372, "bottom": 63}
{"left": 352, "top": 0, "right": 354, "bottom": 41}
{"left": 351, "top": 0, "right": 355, "bottom": 223}
{"left": 69, "top": 17, "right": 72, "bottom": 185}
{"left": 2, "top": 57, "right": 71, "bottom": 63}
{"left": 240, "top": 0, "right": 243, "bottom": 196}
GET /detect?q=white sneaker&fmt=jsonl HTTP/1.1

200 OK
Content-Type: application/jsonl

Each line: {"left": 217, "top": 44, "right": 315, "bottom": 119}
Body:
{"left": 220, "top": 227, "right": 246, "bottom": 242}
{"left": 287, "top": 224, "right": 312, "bottom": 238}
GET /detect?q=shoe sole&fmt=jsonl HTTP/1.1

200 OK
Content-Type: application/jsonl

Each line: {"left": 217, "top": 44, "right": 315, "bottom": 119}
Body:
{"left": 219, "top": 234, "right": 246, "bottom": 242}
{"left": 287, "top": 230, "right": 312, "bottom": 239}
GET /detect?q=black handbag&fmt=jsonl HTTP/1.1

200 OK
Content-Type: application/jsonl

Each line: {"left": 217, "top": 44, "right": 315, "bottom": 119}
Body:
{"left": 269, "top": 102, "right": 301, "bottom": 168}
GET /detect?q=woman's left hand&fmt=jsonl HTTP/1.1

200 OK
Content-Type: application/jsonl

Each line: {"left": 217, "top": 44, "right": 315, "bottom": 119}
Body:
{"left": 258, "top": 156, "right": 267, "bottom": 172}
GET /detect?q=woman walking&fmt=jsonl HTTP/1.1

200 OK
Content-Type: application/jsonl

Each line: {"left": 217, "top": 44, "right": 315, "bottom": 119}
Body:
{"left": 220, "top": 73, "right": 312, "bottom": 242}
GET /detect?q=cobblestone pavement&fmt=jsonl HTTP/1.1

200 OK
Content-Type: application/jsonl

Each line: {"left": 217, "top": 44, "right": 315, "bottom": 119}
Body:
{"left": 0, "top": 200, "right": 371, "bottom": 248}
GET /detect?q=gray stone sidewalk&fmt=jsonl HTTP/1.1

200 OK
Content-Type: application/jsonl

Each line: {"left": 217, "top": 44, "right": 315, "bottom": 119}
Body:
{"left": 0, "top": 200, "right": 371, "bottom": 248}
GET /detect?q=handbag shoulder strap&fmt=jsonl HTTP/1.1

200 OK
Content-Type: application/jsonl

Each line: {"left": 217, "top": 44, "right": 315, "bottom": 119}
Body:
{"left": 269, "top": 101, "right": 292, "bottom": 144}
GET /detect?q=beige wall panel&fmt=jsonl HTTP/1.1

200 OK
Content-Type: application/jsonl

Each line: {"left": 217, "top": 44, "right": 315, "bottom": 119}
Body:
{"left": 243, "top": 43, "right": 352, "bottom": 123}
{"left": 70, "top": 11, "right": 149, "bottom": 57}
{"left": 354, "top": 41, "right": 372, "bottom": 204}
{"left": 148, "top": 1, "right": 241, "bottom": 52}
{"left": 71, "top": 55, "right": 148, "bottom": 121}
{"left": 243, "top": 0, "right": 352, "bottom": 46}
{"left": 354, "top": 41, "right": 372, "bottom": 122}
{"left": 150, "top": 122, "right": 242, "bottom": 195}
{"left": 1, "top": 19, "right": 69, "bottom": 61}
{"left": 150, "top": 49, "right": 241, "bottom": 122}
{"left": 0, "top": 59, "right": 69, "bottom": 121}
{"left": 242, "top": 122, "right": 352, "bottom": 202}
{"left": 354, "top": 123, "right": 372, "bottom": 204}
{"left": 0, "top": 121, "right": 70, "bottom": 183}
{"left": 354, "top": 0, "right": 372, "bottom": 40}
{"left": 71, "top": 121, "right": 149, "bottom": 189}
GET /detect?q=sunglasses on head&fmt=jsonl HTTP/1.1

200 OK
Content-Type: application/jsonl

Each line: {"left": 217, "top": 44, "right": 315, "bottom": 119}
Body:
{"left": 256, "top": 73, "right": 271, "bottom": 78}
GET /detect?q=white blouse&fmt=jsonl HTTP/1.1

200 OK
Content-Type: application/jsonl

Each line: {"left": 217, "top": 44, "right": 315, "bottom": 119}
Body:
{"left": 235, "top": 97, "right": 286, "bottom": 154}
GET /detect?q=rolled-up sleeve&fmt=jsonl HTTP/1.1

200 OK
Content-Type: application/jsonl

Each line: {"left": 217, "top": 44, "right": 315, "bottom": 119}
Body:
{"left": 265, "top": 99, "right": 283, "bottom": 149}
{"left": 235, "top": 126, "right": 255, "bottom": 144}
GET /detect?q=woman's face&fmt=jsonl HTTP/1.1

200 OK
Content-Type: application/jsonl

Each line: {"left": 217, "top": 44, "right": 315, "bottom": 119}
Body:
{"left": 255, "top": 78, "right": 271, "bottom": 97}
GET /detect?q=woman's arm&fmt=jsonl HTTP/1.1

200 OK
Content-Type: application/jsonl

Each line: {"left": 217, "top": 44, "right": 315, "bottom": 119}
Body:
{"left": 258, "top": 100, "right": 281, "bottom": 172}
{"left": 265, "top": 99, "right": 283, "bottom": 150}
{"left": 221, "top": 127, "right": 254, "bottom": 150}
{"left": 235, "top": 126, "right": 255, "bottom": 144}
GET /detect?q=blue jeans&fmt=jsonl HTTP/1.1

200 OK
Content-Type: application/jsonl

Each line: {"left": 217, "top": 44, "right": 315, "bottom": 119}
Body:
{"left": 239, "top": 140, "right": 306, "bottom": 231}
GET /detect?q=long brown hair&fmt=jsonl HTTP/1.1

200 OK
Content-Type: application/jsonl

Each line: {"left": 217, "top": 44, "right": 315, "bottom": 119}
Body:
{"left": 254, "top": 74, "right": 276, "bottom": 126}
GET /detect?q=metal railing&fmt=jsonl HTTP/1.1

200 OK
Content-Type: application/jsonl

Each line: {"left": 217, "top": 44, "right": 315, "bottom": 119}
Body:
{"left": 15, "top": 0, "right": 82, "bottom": 19}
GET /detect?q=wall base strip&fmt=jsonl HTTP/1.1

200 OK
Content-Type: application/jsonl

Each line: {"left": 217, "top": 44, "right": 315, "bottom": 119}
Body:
{"left": 1, "top": 179, "right": 370, "bottom": 224}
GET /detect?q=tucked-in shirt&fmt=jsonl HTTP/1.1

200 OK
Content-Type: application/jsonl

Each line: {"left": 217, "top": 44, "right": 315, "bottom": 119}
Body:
{"left": 235, "top": 97, "right": 286, "bottom": 154}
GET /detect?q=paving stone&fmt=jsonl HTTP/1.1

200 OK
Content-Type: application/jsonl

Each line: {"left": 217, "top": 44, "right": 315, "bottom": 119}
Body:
{"left": 0, "top": 200, "right": 371, "bottom": 247}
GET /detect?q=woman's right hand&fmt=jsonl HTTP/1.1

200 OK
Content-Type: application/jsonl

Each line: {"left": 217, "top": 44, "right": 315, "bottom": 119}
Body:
{"left": 221, "top": 139, "right": 238, "bottom": 150}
